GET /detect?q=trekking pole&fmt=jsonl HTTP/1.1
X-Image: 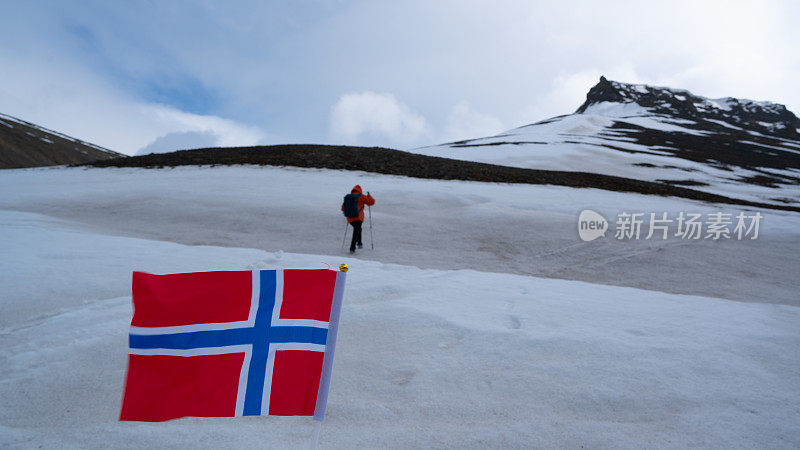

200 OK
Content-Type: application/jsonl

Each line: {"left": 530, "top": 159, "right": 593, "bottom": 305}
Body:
{"left": 341, "top": 221, "right": 348, "bottom": 250}
{"left": 367, "top": 193, "right": 374, "bottom": 249}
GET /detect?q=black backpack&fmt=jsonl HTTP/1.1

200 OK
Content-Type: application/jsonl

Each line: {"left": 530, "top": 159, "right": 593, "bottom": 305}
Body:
{"left": 342, "top": 193, "right": 361, "bottom": 218}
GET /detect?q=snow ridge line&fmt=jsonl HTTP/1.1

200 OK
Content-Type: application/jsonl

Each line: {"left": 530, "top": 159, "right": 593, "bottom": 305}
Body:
{"left": 0, "top": 112, "right": 121, "bottom": 156}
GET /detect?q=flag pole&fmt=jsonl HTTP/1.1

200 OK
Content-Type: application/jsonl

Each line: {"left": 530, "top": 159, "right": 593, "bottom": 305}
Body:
{"left": 313, "top": 263, "right": 347, "bottom": 421}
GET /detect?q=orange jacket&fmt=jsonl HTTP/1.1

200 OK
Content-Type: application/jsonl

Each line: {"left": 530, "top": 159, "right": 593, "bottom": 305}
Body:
{"left": 341, "top": 185, "right": 375, "bottom": 223}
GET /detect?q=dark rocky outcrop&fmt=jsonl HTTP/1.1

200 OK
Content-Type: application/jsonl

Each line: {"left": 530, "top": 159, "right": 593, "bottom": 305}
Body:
{"left": 0, "top": 113, "right": 122, "bottom": 169}
{"left": 576, "top": 76, "right": 800, "bottom": 139}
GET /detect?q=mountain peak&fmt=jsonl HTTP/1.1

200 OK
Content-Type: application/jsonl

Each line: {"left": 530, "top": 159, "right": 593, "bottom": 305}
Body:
{"left": 575, "top": 77, "right": 800, "bottom": 138}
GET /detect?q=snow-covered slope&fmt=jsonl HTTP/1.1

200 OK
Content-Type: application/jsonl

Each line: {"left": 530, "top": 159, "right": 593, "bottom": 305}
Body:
{"left": 2, "top": 161, "right": 799, "bottom": 447}
{"left": 3, "top": 165, "right": 799, "bottom": 307}
{"left": 413, "top": 77, "right": 800, "bottom": 207}
{"left": 2, "top": 209, "right": 799, "bottom": 448}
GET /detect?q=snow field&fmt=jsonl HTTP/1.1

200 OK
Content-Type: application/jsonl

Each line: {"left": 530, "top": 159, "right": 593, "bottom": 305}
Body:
{"left": 1, "top": 165, "right": 798, "bottom": 306}
{"left": 1, "top": 210, "right": 800, "bottom": 448}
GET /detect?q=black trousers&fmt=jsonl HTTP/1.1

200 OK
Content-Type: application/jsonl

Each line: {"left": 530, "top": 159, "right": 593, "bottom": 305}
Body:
{"left": 349, "top": 220, "right": 363, "bottom": 251}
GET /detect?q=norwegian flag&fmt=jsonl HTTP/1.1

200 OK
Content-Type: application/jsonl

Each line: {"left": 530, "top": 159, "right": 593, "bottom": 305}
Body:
{"left": 119, "top": 269, "right": 346, "bottom": 422}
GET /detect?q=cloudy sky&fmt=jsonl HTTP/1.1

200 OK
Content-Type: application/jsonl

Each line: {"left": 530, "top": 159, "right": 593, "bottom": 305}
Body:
{"left": 1, "top": 0, "right": 798, "bottom": 155}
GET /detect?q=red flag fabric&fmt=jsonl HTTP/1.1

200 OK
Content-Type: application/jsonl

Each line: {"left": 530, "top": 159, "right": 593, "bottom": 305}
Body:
{"left": 120, "top": 269, "right": 345, "bottom": 422}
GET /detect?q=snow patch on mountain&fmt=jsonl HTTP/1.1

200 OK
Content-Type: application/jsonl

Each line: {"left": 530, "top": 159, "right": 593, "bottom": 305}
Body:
{"left": 412, "top": 78, "right": 800, "bottom": 207}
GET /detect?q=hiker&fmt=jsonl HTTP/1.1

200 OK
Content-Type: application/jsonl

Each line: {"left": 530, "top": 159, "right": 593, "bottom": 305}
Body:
{"left": 341, "top": 185, "right": 375, "bottom": 253}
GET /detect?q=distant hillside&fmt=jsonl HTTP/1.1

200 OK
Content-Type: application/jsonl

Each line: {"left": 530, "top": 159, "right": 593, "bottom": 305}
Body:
{"left": 0, "top": 113, "right": 123, "bottom": 169}
{"left": 413, "top": 77, "right": 800, "bottom": 208}
{"left": 86, "top": 144, "right": 799, "bottom": 212}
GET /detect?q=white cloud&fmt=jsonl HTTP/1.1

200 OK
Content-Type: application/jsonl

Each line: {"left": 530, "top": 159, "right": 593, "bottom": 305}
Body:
{"left": 0, "top": 40, "right": 267, "bottom": 156}
{"left": 519, "top": 65, "right": 648, "bottom": 125}
{"left": 3, "top": 1, "right": 799, "bottom": 152}
{"left": 330, "top": 91, "right": 430, "bottom": 147}
{"left": 132, "top": 106, "right": 268, "bottom": 155}
{"left": 135, "top": 131, "right": 218, "bottom": 155}
{"left": 140, "top": 104, "right": 266, "bottom": 149}
{"left": 330, "top": 94, "right": 506, "bottom": 147}
{"left": 442, "top": 101, "right": 504, "bottom": 142}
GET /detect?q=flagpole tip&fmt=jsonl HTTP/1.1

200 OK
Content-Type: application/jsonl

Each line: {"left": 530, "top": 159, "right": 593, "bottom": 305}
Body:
{"left": 338, "top": 263, "right": 349, "bottom": 272}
